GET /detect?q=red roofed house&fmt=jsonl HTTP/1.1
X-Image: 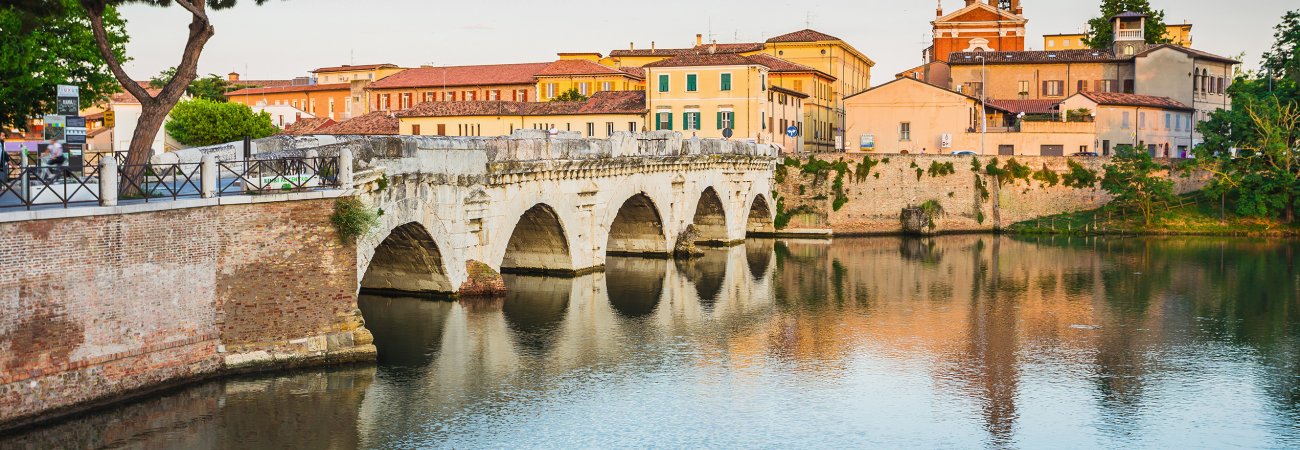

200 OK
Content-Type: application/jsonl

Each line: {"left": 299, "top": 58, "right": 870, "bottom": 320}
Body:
{"left": 945, "top": 11, "right": 1237, "bottom": 148}
{"left": 364, "top": 62, "right": 553, "bottom": 112}
{"left": 396, "top": 90, "right": 648, "bottom": 139}
{"left": 844, "top": 76, "right": 1097, "bottom": 156}
{"left": 1061, "top": 91, "right": 1196, "bottom": 158}
{"left": 535, "top": 57, "right": 646, "bottom": 100}
{"left": 227, "top": 83, "right": 353, "bottom": 121}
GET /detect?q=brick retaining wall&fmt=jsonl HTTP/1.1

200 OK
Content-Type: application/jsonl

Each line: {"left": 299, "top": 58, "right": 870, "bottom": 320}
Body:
{"left": 0, "top": 198, "right": 374, "bottom": 431}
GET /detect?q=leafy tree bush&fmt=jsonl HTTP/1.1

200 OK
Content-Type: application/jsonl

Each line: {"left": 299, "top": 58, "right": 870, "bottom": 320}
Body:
{"left": 331, "top": 197, "right": 378, "bottom": 243}
{"left": 1196, "top": 11, "right": 1300, "bottom": 223}
{"left": 552, "top": 88, "right": 587, "bottom": 102}
{"left": 1102, "top": 144, "right": 1176, "bottom": 225}
{"left": 1083, "top": 0, "right": 1170, "bottom": 51}
{"left": 0, "top": 0, "right": 127, "bottom": 129}
{"left": 150, "top": 67, "right": 231, "bottom": 102}
{"left": 1062, "top": 159, "right": 1101, "bottom": 188}
{"left": 164, "top": 98, "right": 277, "bottom": 146}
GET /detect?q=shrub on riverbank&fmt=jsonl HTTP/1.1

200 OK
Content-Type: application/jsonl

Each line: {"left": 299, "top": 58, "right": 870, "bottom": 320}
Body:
{"left": 1008, "top": 192, "right": 1300, "bottom": 236}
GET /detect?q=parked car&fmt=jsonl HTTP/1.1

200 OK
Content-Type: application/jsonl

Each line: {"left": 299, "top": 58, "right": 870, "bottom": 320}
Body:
{"left": 1071, "top": 152, "right": 1100, "bottom": 157}
{"left": 950, "top": 150, "right": 977, "bottom": 156}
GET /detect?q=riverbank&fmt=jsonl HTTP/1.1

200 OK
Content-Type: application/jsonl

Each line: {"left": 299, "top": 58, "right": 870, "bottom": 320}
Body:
{"left": 1006, "top": 194, "right": 1300, "bottom": 237}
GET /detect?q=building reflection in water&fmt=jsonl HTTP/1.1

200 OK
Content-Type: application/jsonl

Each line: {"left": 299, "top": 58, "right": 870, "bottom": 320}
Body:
{"left": 3, "top": 236, "right": 1298, "bottom": 448}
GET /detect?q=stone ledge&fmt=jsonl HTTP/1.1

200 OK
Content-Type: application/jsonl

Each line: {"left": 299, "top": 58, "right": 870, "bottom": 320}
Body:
{"left": 0, "top": 189, "right": 349, "bottom": 224}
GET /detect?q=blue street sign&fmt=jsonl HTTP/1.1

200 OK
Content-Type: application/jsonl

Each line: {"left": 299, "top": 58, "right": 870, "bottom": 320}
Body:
{"left": 786, "top": 126, "right": 799, "bottom": 138}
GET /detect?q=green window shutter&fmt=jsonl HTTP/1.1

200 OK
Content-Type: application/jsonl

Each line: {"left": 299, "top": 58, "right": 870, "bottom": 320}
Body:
{"left": 659, "top": 74, "right": 669, "bottom": 92}
{"left": 668, "top": 112, "right": 673, "bottom": 130}
{"left": 721, "top": 74, "right": 731, "bottom": 91}
{"left": 682, "top": 113, "right": 689, "bottom": 130}
{"left": 655, "top": 113, "right": 662, "bottom": 130}
{"left": 717, "top": 111, "right": 723, "bottom": 129}
{"left": 687, "top": 74, "right": 697, "bottom": 92}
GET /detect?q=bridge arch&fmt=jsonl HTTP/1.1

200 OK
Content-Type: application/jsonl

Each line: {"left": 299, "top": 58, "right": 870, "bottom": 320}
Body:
{"left": 360, "top": 221, "right": 454, "bottom": 295}
{"left": 691, "top": 187, "right": 729, "bottom": 244}
{"left": 500, "top": 203, "right": 575, "bottom": 275}
{"left": 746, "top": 193, "right": 776, "bottom": 235}
{"left": 606, "top": 192, "right": 669, "bottom": 256}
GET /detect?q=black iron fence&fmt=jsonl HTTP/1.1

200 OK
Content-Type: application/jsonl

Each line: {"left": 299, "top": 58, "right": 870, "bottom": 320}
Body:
{"left": 1, "top": 155, "right": 344, "bottom": 211}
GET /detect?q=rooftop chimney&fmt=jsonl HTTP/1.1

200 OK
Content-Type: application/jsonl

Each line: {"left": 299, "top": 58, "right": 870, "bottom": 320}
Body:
{"left": 651, "top": 41, "right": 656, "bottom": 53}
{"left": 228, "top": 72, "right": 240, "bottom": 82}
{"left": 696, "top": 34, "right": 703, "bottom": 46}
{"left": 630, "top": 42, "right": 635, "bottom": 51}
{"left": 936, "top": 0, "right": 943, "bottom": 16}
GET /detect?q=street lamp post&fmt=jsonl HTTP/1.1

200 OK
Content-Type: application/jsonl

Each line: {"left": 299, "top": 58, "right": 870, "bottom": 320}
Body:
{"left": 977, "top": 55, "right": 987, "bottom": 155}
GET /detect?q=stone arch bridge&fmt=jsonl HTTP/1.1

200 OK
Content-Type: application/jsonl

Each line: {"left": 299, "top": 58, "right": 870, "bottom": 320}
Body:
{"left": 313, "top": 131, "right": 778, "bottom": 297}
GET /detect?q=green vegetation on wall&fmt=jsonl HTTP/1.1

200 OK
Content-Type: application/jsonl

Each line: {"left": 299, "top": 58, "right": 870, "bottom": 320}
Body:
{"left": 331, "top": 197, "right": 379, "bottom": 243}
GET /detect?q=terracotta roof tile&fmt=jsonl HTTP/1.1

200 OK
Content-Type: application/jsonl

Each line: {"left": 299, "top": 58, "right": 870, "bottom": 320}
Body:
{"left": 311, "top": 63, "right": 398, "bottom": 74}
{"left": 398, "top": 91, "right": 646, "bottom": 118}
{"left": 766, "top": 29, "right": 841, "bottom": 43}
{"left": 109, "top": 88, "right": 162, "bottom": 105}
{"left": 230, "top": 79, "right": 295, "bottom": 88}
{"left": 985, "top": 99, "right": 1061, "bottom": 114}
{"left": 279, "top": 117, "right": 338, "bottom": 135}
{"left": 608, "top": 48, "right": 695, "bottom": 57}
{"left": 537, "top": 60, "right": 625, "bottom": 77}
{"left": 226, "top": 83, "right": 351, "bottom": 97}
{"left": 608, "top": 42, "right": 763, "bottom": 58}
{"left": 643, "top": 53, "right": 765, "bottom": 68}
{"left": 1136, "top": 44, "right": 1240, "bottom": 64}
{"left": 619, "top": 67, "right": 646, "bottom": 78}
{"left": 367, "top": 62, "right": 551, "bottom": 89}
{"left": 318, "top": 111, "right": 399, "bottom": 135}
{"left": 1077, "top": 91, "right": 1193, "bottom": 111}
{"left": 949, "top": 49, "right": 1117, "bottom": 65}
{"left": 745, "top": 54, "right": 835, "bottom": 79}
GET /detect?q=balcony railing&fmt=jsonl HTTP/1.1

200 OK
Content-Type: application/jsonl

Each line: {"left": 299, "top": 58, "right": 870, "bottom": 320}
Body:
{"left": 1117, "top": 29, "right": 1143, "bottom": 40}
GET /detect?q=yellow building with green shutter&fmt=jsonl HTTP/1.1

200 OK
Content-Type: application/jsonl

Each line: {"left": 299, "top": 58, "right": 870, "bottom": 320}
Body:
{"left": 643, "top": 53, "right": 783, "bottom": 147}
{"left": 599, "top": 29, "right": 873, "bottom": 151}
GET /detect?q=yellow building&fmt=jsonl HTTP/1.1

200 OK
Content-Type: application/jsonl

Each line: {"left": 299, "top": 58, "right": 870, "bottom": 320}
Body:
{"left": 534, "top": 59, "right": 645, "bottom": 101}
{"left": 643, "top": 53, "right": 782, "bottom": 145}
{"left": 311, "top": 63, "right": 406, "bottom": 84}
{"left": 1044, "top": 24, "right": 1192, "bottom": 51}
{"left": 1044, "top": 33, "right": 1088, "bottom": 50}
{"left": 1164, "top": 23, "right": 1193, "bottom": 47}
{"left": 748, "top": 53, "right": 837, "bottom": 153}
{"left": 396, "top": 91, "right": 646, "bottom": 138}
{"left": 600, "top": 29, "right": 874, "bottom": 150}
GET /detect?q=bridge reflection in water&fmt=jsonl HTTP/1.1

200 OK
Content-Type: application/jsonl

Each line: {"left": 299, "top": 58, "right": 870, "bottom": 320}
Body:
{"left": 5, "top": 237, "right": 1300, "bottom": 449}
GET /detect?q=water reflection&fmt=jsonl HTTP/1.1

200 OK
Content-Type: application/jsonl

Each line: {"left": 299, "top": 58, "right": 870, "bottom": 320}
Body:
{"left": 606, "top": 257, "right": 666, "bottom": 319}
{"left": 4, "top": 236, "right": 1299, "bottom": 449}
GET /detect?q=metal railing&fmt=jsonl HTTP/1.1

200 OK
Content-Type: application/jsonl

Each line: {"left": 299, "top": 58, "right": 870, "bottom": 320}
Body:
{"left": 216, "top": 157, "right": 340, "bottom": 196}
{"left": 0, "top": 164, "right": 103, "bottom": 210}
{"left": 1, "top": 154, "right": 347, "bottom": 211}
{"left": 117, "top": 162, "right": 204, "bottom": 202}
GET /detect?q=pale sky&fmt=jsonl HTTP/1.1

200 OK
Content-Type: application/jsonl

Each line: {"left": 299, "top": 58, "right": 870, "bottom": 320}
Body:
{"left": 116, "top": 0, "right": 1294, "bottom": 84}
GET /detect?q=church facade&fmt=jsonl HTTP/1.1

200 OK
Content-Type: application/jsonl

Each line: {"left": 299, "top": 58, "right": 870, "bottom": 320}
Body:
{"left": 927, "top": 1, "right": 1028, "bottom": 63}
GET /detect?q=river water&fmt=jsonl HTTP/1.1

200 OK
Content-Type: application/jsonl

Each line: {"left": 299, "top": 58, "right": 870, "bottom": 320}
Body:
{"left": 3, "top": 236, "right": 1299, "bottom": 449}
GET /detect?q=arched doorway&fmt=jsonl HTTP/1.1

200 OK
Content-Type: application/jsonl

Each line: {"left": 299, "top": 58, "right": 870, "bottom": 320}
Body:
{"left": 746, "top": 194, "right": 775, "bottom": 235}
{"left": 692, "top": 187, "right": 729, "bottom": 244}
{"left": 501, "top": 203, "right": 573, "bottom": 275}
{"left": 607, "top": 193, "right": 668, "bottom": 256}
{"left": 360, "top": 222, "right": 453, "bottom": 296}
